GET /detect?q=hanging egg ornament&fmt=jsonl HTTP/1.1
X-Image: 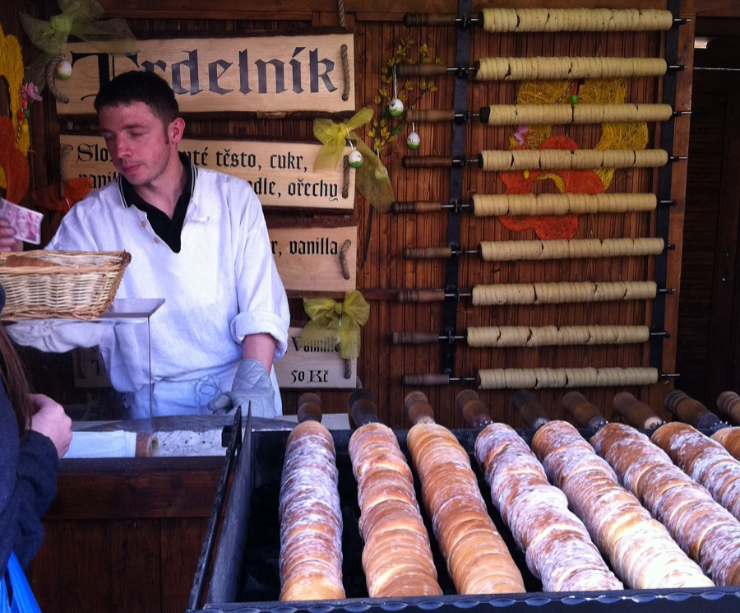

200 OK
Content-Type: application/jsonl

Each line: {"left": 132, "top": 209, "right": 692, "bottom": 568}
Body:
{"left": 389, "top": 97, "right": 404, "bottom": 118}
{"left": 348, "top": 149, "right": 363, "bottom": 168}
{"left": 570, "top": 94, "right": 578, "bottom": 104}
{"left": 407, "top": 131, "right": 421, "bottom": 150}
{"left": 56, "top": 59, "right": 73, "bottom": 80}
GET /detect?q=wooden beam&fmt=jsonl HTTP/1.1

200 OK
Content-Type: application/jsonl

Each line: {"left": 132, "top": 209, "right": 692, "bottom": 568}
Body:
{"left": 98, "top": 0, "right": 675, "bottom": 20}
{"left": 695, "top": 0, "right": 740, "bottom": 17}
{"left": 47, "top": 458, "right": 224, "bottom": 519}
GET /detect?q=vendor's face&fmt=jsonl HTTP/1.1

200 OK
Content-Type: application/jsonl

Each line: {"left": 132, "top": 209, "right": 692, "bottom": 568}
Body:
{"left": 98, "top": 101, "right": 184, "bottom": 188}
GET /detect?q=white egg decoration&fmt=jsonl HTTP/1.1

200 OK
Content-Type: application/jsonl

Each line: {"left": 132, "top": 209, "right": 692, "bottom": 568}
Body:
{"left": 389, "top": 97, "right": 404, "bottom": 118}
{"left": 407, "top": 131, "right": 421, "bottom": 149}
{"left": 55, "top": 59, "right": 73, "bottom": 80}
{"left": 348, "top": 150, "right": 363, "bottom": 168}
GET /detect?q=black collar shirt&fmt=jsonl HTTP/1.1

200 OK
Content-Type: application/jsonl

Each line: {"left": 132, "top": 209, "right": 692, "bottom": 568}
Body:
{"left": 118, "top": 152, "right": 196, "bottom": 253}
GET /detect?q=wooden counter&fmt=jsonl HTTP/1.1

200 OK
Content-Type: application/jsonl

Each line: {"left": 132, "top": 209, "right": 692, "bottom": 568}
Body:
{"left": 30, "top": 457, "right": 225, "bottom": 613}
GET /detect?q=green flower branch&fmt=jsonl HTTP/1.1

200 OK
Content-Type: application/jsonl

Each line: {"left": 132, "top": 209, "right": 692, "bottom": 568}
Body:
{"left": 367, "top": 39, "right": 440, "bottom": 154}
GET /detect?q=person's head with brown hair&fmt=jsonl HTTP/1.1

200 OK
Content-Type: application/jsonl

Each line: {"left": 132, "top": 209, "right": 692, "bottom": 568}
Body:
{"left": 94, "top": 70, "right": 180, "bottom": 129}
{"left": 0, "top": 286, "right": 32, "bottom": 434}
{"left": 94, "top": 71, "right": 186, "bottom": 195}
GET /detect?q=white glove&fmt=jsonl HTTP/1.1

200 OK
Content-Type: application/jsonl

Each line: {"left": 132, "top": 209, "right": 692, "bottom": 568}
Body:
{"left": 207, "top": 359, "right": 276, "bottom": 418}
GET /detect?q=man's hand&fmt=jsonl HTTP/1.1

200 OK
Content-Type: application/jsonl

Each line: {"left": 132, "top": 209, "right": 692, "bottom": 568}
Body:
{"left": 0, "top": 218, "right": 22, "bottom": 252}
{"left": 207, "top": 359, "right": 276, "bottom": 418}
{"left": 29, "top": 394, "right": 73, "bottom": 458}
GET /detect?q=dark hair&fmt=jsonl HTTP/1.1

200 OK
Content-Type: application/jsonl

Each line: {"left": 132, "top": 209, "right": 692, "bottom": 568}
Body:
{"left": 94, "top": 71, "right": 180, "bottom": 127}
{"left": 0, "top": 326, "right": 32, "bottom": 435}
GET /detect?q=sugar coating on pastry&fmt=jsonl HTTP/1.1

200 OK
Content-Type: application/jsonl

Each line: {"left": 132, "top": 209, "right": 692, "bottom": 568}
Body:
{"left": 350, "top": 422, "right": 442, "bottom": 598}
{"left": 279, "top": 421, "right": 345, "bottom": 601}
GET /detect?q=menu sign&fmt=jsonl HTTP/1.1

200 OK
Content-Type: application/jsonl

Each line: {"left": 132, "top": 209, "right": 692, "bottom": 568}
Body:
{"left": 275, "top": 327, "right": 357, "bottom": 389}
{"left": 268, "top": 225, "right": 357, "bottom": 293}
{"left": 61, "top": 135, "right": 354, "bottom": 211}
{"left": 56, "top": 33, "right": 355, "bottom": 115}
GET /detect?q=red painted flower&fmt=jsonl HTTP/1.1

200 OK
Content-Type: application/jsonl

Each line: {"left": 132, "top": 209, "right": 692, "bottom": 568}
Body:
{"left": 499, "top": 135, "right": 604, "bottom": 240}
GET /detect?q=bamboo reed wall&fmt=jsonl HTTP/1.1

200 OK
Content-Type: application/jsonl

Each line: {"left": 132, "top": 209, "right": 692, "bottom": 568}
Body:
{"left": 2, "top": 0, "right": 700, "bottom": 428}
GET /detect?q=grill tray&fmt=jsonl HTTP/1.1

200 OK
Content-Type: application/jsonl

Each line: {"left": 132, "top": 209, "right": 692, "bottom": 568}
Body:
{"left": 189, "top": 415, "right": 740, "bottom": 613}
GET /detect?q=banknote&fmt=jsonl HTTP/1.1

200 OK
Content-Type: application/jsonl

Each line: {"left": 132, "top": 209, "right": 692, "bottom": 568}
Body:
{"left": 0, "top": 198, "right": 43, "bottom": 245}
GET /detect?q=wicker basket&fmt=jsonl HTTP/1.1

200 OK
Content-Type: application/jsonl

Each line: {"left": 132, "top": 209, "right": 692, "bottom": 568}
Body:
{"left": 0, "top": 251, "right": 132, "bottom": 321}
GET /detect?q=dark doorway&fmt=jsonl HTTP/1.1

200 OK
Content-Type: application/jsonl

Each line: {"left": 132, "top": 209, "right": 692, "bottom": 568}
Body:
{"left": 676, "top": 18, "right": 740, "bottom": 410}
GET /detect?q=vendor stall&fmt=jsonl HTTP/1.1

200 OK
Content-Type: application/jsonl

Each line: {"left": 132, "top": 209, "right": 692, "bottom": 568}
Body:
{"left": 2, "top": 0, "right": 740, "bottom": 612}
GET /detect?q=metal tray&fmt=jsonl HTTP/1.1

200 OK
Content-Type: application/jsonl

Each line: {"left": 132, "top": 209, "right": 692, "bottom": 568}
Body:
{"left": 188, "top": 413, "right": 740, "bottom": 613}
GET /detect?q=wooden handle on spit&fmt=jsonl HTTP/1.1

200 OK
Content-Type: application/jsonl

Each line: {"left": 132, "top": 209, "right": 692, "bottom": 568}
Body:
{"left": 402, "top": 156, "right": 453, "bottom": 169}
{"left": 405, "top": 390, "right": 436, "bottom": 425}
{"left": 403, "top": 247, "right": 453, "bottom": 260}
{"left": 403, "top": 13, "right": 457, "bottom": 27}
{"left": 405, "top": 109, "right": 456, "bottom": 123}
{"left": 562, "top": 391, "right": 606, "bottom": 429}
{"left": 348, "top": 389, "right": 380, "bottom": 429}
{"left": 402, "top": 373, "right": 450, "bottom": 386}
{"left": 397, "top": 63, "right": 449, "bottom": 77}
{"left": 717, "top": 391, "right": 740, "bottom": 424}
{"left": 511, "top": 390, "right": 549, "bottom": 430}
{"left": 135, "top": 432, "right": 159, "bottom": 457}
{"left": 612, "top": 392, "right": 662, "bottom": 429}
{"left": 392, "top": 331, "right": 440, "bottom": 344}
{"left": 397, "top": 289, "right": 445, "bottom": 303}
{"left": 297, "top": 392, "right": 323, "bottom": 423}
{"left": 664, "top": 390, "right": 721, "bottom": 430}
{"left": 392, "top": 201, "right": 444, "bottom": 213}
{"left": 457, "top": 389, "right": 493, "bottom": 429}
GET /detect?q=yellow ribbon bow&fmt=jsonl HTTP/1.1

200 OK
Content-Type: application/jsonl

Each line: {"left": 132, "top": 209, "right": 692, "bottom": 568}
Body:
{"left": 300, "top": 291, "right": 370, "bottom": 360}
{"left": 21, "top": 0, "right": 137, "bottom": 88}
{"left": 313, "top": 108, "right": 374, "bottom": 172}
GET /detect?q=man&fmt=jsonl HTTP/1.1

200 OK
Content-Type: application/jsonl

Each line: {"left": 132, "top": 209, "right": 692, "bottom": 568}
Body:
{"left": 6, "top": 71, "right": 290, "bottom": 419}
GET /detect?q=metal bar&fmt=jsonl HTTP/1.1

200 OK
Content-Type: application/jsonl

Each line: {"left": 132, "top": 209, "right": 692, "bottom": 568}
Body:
{"left": 207, "top": 407, "right": 254, "bottom": 604}
{"left": 694, "top": 67, "right": 740, "bottom": 72}
{"left": 441, "top": 0, "right": 471, "bottom": 376}
{"left": 650, "top": 0, "right": 681, "bottom": 371}
{"left": 188, "top": 408, "right": 243, "bottom": 611}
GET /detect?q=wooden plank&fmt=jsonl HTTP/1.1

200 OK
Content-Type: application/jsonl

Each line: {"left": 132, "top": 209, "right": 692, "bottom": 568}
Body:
{"left": 98, "top": 0, "right": 673, "bottom": 20}
{"left": 647, "top": 0, "right": 694, "bottom": 416}
{"left": 61, "top": 135, "right": 355, "bottom": 210}
{"left": 275, "top": 326, "right": 357, "bottom": 389}
{"left": 161, "top": 519, "right": 210, "bottom": 613}
{"left": 110, "top": 520, "right": 162, "bottom": 613}
{"left": 269, "top": 224, "right": 357, "bottom": 293}
{"left": 56, "top": 34, "right": 355, "bottom": 115}
{"left": 47, "top": 458, "right": 223, "bottom": 519}
{"left": 58, "top": 520, "right": 113, "bottom": 613}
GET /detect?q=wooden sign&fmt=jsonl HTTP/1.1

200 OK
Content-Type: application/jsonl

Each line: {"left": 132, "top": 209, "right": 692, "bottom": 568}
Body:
{"left": 269, "top": 224, "right": 356, "bottom": 293}
{"left": 275, "top": 327, "right": 356, "bottom": 389}
{"left": 60, "top": 135, "right": 354, "bottom": 211}
{"left": 56, "top": 34, "right": 355, "bottom": 115}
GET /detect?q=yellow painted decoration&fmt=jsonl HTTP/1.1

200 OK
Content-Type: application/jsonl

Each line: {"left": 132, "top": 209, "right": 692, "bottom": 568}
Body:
{"left": 515, "top": 78, "right": 648, "bottom": 190}
{"left": 0, "top": 23, "right": 30, "bottom": 196}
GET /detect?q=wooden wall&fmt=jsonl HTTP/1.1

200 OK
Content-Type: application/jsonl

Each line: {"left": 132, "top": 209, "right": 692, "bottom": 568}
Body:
{"left": 29, "top": 459, "right": 220, "bottom": 613}
{"left": 0, "top": 0, "right": 706, "bottom": 428}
